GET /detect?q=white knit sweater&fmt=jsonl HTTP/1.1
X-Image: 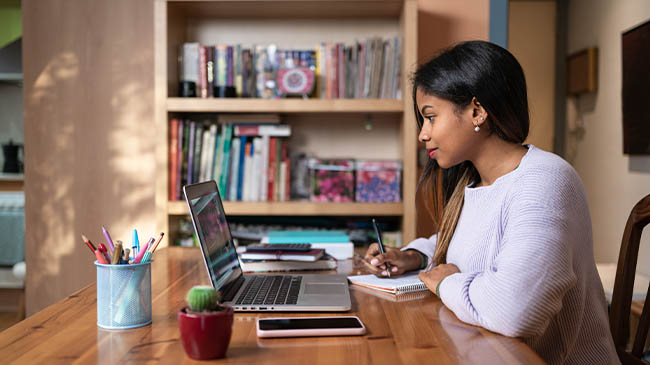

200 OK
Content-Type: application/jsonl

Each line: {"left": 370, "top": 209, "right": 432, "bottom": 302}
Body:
{"left": 404, "top": 145, "right": 619, "bottom": 364}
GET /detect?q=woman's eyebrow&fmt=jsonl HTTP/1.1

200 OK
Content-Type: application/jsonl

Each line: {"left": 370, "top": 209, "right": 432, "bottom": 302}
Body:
{"left": 421, "top": 105, "right": 433, "bottom": 114}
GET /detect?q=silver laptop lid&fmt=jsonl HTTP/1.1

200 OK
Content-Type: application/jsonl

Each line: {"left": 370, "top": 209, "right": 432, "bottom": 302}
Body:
{"left": 183, "top": 181, "right": 243, "bottom": 295}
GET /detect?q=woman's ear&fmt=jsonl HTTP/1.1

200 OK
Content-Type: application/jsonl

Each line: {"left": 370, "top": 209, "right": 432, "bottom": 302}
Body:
{"left": 471, "top": 97, "right": 488, "bottom": 127}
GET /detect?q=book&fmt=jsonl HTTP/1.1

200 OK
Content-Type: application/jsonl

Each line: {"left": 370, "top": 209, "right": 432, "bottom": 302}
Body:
{"left": 267, "top": 230, "right": 350, "bottom": 244}
{"left": 176, "top": 120, "right": 184, "bottom": 200}
{"left": 240, "top": 248, "right": 325, "bottom": 262}
{"left": 234, "top": 124, "right": 291, "bottom": 137}
{"left": 228, "top": 137, "right": 241, "bottom": 201}
{"left": 239, "top": 255, "right": 337, "bottom": 273}
{"left": 262, "top": 231, "right": 353, "bottom": 259}
{"left": 169, "top": 118, "right": 179, "bottom": 200}
{"left": 260, "top": 135, "right": 269, "bottom": 202}
{"left": 347, "top": 272, "right": 427, "bottom": 295}
{"left": 187, "top": 121, "right": 196, "bottom": 185}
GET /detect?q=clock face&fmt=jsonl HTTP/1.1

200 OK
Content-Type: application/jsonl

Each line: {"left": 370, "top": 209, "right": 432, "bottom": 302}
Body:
{"left": 277, "top": 68, "right": 314, "bottom": 94}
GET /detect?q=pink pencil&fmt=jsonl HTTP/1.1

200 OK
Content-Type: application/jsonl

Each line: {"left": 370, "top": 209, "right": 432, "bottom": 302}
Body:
{"left": 133, "top": 238, "right": 153, "bottom": 263}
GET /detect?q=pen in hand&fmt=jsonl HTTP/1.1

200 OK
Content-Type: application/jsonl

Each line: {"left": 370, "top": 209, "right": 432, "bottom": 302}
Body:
{"left": 372, "top": 218, "right": 391, "bottom": 277}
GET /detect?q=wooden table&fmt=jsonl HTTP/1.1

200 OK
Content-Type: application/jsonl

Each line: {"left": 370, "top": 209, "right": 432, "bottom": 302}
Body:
{"left": 0, "top": 247, "right": 543, "bottom": 364}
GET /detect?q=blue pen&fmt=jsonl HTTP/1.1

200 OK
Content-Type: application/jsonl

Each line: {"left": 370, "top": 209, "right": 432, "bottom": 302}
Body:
{"left": 133, "top": 229, "right": 140, "bottom": 259}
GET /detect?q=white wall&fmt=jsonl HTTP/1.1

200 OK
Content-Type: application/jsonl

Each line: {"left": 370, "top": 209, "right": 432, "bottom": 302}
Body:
{"left": 567, "top": 0, "right": 650, "bottom": 276}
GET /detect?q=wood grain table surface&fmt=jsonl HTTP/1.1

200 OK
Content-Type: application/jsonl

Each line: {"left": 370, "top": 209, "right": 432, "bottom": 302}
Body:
{"left": 0, "top": 247, "right": 543, "bottom": 364}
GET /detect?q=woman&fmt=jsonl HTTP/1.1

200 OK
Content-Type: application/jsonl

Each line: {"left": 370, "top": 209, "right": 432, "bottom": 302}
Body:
{"left": 364, "top": 41, "right": 619, "bottom": 364}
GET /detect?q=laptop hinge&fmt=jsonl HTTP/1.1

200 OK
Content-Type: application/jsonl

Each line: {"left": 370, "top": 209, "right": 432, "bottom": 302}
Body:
{"left": 222, "top": 275, "right": 245, "bottom": 302}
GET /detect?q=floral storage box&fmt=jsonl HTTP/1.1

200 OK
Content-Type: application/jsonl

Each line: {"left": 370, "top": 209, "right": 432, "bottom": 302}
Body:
{"left": 355, "top": 160, "right": 402, "bottom": 203}
{"left": 308, "top": 159, "right": 355, "bottom": 202}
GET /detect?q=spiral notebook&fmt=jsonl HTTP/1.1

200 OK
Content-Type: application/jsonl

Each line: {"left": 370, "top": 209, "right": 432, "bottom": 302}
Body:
{"left": 347, "top": 272, "right": 427, "bottom": 295}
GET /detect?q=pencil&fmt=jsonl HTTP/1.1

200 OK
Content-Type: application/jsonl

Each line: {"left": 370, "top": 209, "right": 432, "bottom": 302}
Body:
{"left": 149, "top": 232, "right": 165, "bottom": 254}
{"left": 81, "top": 234, "right": 96, "bottom": 254}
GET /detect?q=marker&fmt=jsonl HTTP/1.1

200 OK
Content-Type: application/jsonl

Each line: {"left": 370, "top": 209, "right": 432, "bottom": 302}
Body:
{"left": 132, "top": 229, "right": 140, "bottom": 258}
{"left": 122, "top": 248, "right": 131, "bottom": 264}
{"left": 102, "top": 225, "right": 116, "bottom": 253}
{"left": 94, "top": 250, "right": 109, "bottom": 264}
{"left": 98, "top": 243, "right": 111, "bottom": 263}
{"left": 133, "top": 238, "right": 152, "bottom": 264}
{"left": 111, "top": 241, "right": 123, "bottom": 265}
{"left": 80, "top": 234, "right": 96, "bottom": 254}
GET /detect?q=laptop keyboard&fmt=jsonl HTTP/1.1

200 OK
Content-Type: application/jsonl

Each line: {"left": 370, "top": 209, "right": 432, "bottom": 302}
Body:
{"left": 235, "top": 276, "right": 302, "bottom": 306}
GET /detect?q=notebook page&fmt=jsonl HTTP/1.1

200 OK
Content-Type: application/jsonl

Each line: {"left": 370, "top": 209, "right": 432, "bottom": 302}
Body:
{"left": 348, "top": 272, "right": 427, "bottom": 294}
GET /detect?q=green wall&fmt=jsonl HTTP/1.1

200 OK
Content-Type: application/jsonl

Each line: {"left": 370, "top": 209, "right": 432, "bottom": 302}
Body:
{"left": 0, "top": 0, "right": 21, "bottom": 49}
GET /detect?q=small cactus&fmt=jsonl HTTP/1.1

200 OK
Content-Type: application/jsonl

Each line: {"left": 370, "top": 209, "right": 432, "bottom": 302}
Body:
{"left": 186, "top": 286, "right": 222, "bottom": 312}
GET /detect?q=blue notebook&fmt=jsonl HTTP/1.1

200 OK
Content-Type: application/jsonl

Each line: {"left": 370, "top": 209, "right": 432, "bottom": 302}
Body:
{"left": 268, "top": 230, "right": 350, "bottom": 244}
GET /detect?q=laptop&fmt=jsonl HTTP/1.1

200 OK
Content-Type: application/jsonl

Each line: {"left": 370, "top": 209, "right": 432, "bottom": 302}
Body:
{"left": 183, "top": 181, "right": 351, "bottom": 312}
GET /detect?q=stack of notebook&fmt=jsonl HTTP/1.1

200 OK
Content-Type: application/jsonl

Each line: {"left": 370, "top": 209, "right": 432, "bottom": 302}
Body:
{"left": 238, "top": 246, "right": 338, "bottom": 273}
{"left": 260, "top": 230, "right": 354, "bottom": 259}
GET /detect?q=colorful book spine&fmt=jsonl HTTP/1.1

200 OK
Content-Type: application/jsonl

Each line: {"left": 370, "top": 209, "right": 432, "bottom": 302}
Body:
{"left": 219, "top": 124, "right": 233, "bottom": 196}
{"left": 274, "top": 139, "right": 282, "bottom": 201}
{"left": 282, "top": 141, "right": 290, "bottom": 201}
{"left": 226, "top": 45, "right": 234, "bottom": 87}
{"left": 259, "top": 135, "right": 269, "bottom": 202}
{"left": 198, "top": 46, "right": 208, "bottom": 98}
{"left": 169, "top": 119, "right": 179, "bottom": 201}
{"left": 181, "top": 121, "right": 190, "bottom": 189}
{"left": 187, "top": 121, "right": 196, "bottom": 185}
{"left": 237, "top": 136, "right": 247, "bottom": 201}
{"left": 228, "top": 137, "right": 241, "bottom": 201}
{"left": 235, "top": 44, "right": 242, "bottom": 97}
{"left": 233, "top": 124, "right": 291, "bottom": 137}
{"left": 268, "top": 137, "right": 277, "bottom": 201}
{"left": 176, "top": 120, "right": 184, "bottom": 199}
{"left": 192, "top": 123, "right": 203, "bottom": 183}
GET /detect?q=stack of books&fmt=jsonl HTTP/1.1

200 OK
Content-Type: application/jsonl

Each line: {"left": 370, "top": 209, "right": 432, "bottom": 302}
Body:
{"left": 168, "top": 114, "right": 291, "bottom": 202}
{"left": 238, "top": 246, "right": 338, "bottom": 273}
{"left": 260, "top": 230, "right": 354, "bottom": 260}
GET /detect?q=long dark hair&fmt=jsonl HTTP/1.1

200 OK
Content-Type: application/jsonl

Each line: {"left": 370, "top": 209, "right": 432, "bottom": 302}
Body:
{"left": 412, "top": 40, "right": 530, "bottom": 265}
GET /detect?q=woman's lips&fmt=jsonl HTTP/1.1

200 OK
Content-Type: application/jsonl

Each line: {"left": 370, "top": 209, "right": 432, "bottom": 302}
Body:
{"left": 428, "top": 148, "right": 438, "bottom": 158}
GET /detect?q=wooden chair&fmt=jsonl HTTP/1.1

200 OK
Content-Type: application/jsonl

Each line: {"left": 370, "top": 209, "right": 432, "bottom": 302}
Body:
{"left": 610, "top": 193, "right": 650, "bottom": 364}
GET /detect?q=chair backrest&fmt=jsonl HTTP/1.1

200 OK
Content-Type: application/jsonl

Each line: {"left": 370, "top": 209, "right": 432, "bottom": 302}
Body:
{"left": 610, "top": 193, "right": 650, "bottom": 364}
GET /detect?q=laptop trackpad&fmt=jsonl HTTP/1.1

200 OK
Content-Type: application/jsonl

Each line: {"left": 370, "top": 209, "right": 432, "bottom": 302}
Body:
{"left": 304, "top": 283, "right": 347, "bottom": 295}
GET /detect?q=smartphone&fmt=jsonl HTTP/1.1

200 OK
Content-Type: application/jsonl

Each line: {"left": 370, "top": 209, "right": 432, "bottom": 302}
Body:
{"left": 246, "top": 243, "right": 312, "bottom": 252}
{"left": 256, "top": 316, "right": 366, "bottom": 338}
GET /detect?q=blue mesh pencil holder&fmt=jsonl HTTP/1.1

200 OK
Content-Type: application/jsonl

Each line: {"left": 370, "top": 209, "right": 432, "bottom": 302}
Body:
{"left": 95, "top": 260, "right": 152, "bottom": 329}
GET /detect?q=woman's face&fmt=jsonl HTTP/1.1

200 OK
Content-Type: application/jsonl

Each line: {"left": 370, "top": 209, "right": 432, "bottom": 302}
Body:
{"left": 416, "top": 89, "right": 480, "bottom": 169}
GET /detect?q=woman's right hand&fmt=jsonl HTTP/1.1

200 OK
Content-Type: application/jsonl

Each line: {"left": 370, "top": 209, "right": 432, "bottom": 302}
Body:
{"left": 363, "top": 243, "right": 421, "bottom": 277}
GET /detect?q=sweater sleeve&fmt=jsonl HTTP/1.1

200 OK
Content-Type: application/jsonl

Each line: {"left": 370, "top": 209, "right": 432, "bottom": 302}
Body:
{"left": 401, "top": 233, "right": 438, "bottom": 266}
{"left": 438, "top": 199, "right": 577, "bottom": 338}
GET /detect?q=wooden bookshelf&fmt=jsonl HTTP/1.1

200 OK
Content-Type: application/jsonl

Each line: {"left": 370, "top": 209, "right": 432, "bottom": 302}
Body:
{"left": 154, "top": 0, "right": 418, "bottom": 245}
{"left": 167, "top": 98, "right": 404, "bottom": 113}
{"left": 168, "top": 200, "right": 403, "bottom": 216}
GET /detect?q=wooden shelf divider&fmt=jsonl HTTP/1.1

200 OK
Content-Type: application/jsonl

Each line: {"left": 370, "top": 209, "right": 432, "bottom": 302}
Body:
{"left": 168, "top": 200, "right": 403, "bottom": 216}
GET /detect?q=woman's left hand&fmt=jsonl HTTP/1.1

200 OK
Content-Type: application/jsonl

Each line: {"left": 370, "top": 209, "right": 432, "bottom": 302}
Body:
{"left": 418, "top": 264, "right": 460, "bottom": 296}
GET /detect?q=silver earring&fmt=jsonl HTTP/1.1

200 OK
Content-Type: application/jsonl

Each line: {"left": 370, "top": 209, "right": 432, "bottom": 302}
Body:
{"left": 480, "top": 116, "right": 484, "bottom": 121}
{"left": 474, "top": 125, "right": 480, "bottom": 132}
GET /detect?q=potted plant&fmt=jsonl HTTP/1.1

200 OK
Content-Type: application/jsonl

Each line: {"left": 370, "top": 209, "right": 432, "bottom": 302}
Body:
{"left": 178, "top": 286, "right": 234, "bottom": 360}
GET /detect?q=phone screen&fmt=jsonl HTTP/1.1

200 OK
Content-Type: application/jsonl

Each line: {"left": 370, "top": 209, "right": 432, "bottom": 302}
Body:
{"left": 258, "top": 317, "right": 363, "bottom": 331}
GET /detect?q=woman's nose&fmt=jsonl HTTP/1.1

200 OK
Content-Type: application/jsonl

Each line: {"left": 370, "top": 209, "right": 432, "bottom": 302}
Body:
{"left": 418, "top": 128, "right": 431, "bottom": 143}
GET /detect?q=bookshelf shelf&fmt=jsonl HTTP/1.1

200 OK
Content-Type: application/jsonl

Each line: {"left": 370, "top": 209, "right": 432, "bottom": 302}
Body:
{"left": 168, "top": 200, "right": 403, "bottom": 216}
{"left": 155, "top": 0, "right": 418, "bottom": 245}
{"left": 167, "top": 98, "right": 404, "bottom": 113}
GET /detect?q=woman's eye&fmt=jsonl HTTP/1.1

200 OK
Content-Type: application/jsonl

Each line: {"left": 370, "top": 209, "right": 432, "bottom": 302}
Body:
{"left": 426, "top": 116, "right": 435, "bottom": 122}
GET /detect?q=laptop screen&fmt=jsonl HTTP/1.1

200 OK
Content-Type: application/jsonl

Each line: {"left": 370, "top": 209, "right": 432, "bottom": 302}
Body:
{"left": 188, "top": 188, "right": 242, "bottom": 292}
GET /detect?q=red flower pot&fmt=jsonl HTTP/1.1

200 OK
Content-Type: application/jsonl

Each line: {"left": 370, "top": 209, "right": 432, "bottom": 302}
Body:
{"left": 178, "top": 305, "right": 234, "bottom": 360}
